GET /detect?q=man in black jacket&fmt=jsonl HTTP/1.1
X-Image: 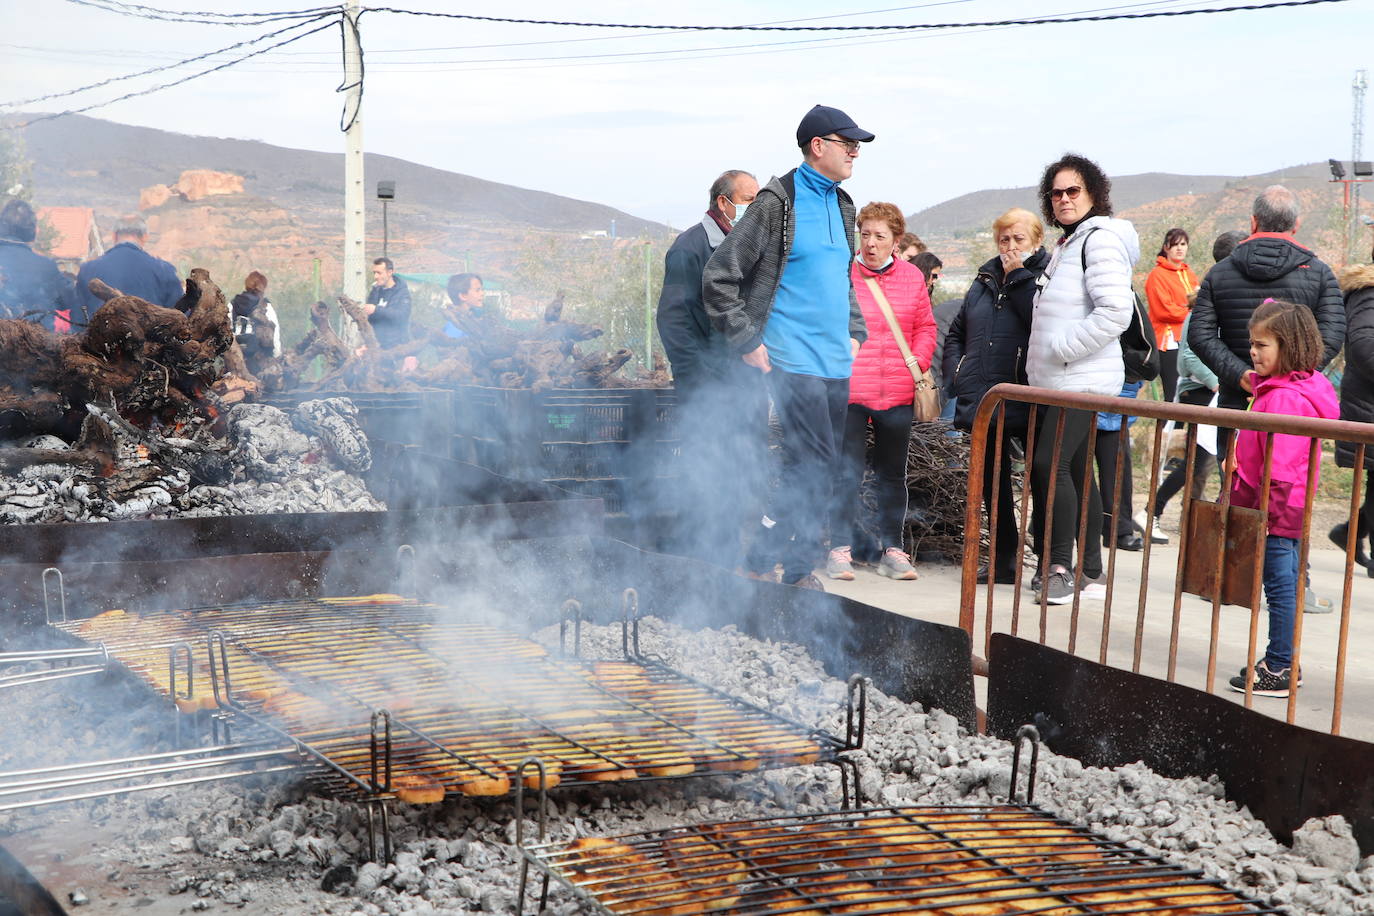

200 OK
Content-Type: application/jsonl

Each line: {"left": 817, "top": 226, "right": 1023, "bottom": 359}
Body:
{"left": 657, "top": 170, "right": 763, "bottom": 567}
{"left": 1188, "top": 186, "right": 1344, "bottom": 613}
{"left": 1188, "top": 185, "right": 1344, "bottom": 411}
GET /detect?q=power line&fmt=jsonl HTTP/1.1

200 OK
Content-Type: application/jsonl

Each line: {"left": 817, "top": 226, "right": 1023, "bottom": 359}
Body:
{"left": 8, "top": 17, "right": 338, "bottom": 129}
{"left": 0, "top": 15, "right": 338, "bottom": 108}
{"left": 362, "top": 0, "right": 1349, "bottom": 31}
{"left": 63, "top": 0, "right": 339, "bottom": 26}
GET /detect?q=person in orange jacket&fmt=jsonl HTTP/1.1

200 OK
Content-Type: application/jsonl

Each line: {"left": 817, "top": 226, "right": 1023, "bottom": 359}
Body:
{"left": 1144, "top": 227, "right": 1200, "bottom": 402}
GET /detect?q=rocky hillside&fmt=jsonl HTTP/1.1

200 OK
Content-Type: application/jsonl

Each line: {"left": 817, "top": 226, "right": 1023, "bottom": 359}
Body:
{"left": 15, "top": 114, "right": 667, "bottom": 300}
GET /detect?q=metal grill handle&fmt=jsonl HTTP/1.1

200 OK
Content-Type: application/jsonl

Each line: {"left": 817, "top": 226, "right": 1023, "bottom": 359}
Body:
{"left": 395, "top": 544, "right": 417, "bottom": 597}
{"left": 621, "top": 587, "right": 640, "bottom": 659}
{"left": 369, "top": 709, "right": 393, "bottom": 793}
{"left": 514, "top": 757, "right": 552, "bottom": 916}
{"left": 558, "top": 600, "right": 583, "bottom": 657}
{"left": 1009, "top": 723, "right": 1041, "bottom": 803}
{"left": 41, "top": 568, "right": 66, "bottom": 625}
{"left": 845, "top": 675, "right": 869, "bottom": 749}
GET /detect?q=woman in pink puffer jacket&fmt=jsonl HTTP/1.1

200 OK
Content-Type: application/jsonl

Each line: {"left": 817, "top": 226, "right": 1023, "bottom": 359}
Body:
{"left": 826, "top": 201, "right": 936, "bottom": 581}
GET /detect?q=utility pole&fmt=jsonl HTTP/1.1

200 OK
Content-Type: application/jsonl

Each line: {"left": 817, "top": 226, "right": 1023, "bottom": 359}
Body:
{"left": 1353, "top": 69, "right": 1368, "bottom": 261}
{"left": 342, "top": 0, "right": 366, "bottom": 322}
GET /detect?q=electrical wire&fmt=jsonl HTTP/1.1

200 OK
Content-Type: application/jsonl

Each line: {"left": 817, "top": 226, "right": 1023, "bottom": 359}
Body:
{"left": 363, "top": 0, "right": 1349, "bottom": 32}
{"left": 63, "top": 0, "right": 339, "bottom": 26}
{"left": 0, "top": 16, "right": 337, "bottom": 108}
{"left": 336, "top": 10, "right": 362, "bottom": 132}
{"left": 7, "top": 17, "right": 338, "bottom": 129}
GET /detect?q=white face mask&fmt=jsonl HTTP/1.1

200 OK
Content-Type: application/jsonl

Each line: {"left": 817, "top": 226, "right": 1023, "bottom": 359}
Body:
{"left": 1019, "top": 249, "right": 1036, "bottom": 262}
{"left": 730, "top": 202, "right": 749, "bottom": 227}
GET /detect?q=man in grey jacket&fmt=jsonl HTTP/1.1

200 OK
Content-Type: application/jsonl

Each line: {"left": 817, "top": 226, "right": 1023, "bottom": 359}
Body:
{"left": 703, "top": 104, "right": 873, "bottom": 590}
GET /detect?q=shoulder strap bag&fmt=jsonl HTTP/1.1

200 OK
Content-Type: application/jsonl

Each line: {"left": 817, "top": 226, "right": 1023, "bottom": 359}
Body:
{"left": 863, "top": 276, "right": 941, "bottom": 422}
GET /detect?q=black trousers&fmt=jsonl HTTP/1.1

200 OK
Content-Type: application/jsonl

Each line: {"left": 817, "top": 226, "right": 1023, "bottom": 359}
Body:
{"left": 748, "top": 369, "right": 849, "bottom": 584}
{"left": 1153, "top": 386, "right": 1217, "bottom": 515}
{"left": 1158, "top": 349, "right": 1180, "bottom": 404}
{"left": 1095, "top": 426, "right": 1135, "bottom": 539}
{"left": 1030, "top": 406, "right": 1103, "bottom": 578}
{"left": 830, "top": 402, "right": 913, "bottom": 552}
{"left": 981, "top": 422, "right": 1022, "bottom": 575}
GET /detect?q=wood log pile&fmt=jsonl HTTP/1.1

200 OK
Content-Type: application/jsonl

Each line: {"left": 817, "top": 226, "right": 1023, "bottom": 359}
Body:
{"left": 855, "top": 421, "right": 990, "bottom": 563}
{"left": 0, "top": 269, "right": 253, "bottom": 467}
{"left": 272, "top": 291, "right": 668, "bottom": 394}
{"left": 0, "top": 270, "right": 383, "bottom": 523}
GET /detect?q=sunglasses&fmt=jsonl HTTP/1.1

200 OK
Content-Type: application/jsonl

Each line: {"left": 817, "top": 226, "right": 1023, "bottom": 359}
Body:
{"left": 1050, "top": 186, "right": 1084, "bottom": 201}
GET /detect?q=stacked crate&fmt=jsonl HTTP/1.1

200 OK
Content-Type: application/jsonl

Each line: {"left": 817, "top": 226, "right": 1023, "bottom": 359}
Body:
{"left": 450, "top": 386, "right": 678, "bottom": 542}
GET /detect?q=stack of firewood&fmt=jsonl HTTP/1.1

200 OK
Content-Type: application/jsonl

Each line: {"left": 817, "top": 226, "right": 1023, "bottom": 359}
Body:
{"left": 273, "top": 291, "right": 667, "bottom": 393}
{"left": 0, "top": 269, "right": 253, "bottom": 481}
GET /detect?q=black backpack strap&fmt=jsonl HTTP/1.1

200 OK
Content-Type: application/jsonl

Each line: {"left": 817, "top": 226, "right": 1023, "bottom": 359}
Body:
{"left": 1079, "top": 226, "right": 1100, "bottom": 272}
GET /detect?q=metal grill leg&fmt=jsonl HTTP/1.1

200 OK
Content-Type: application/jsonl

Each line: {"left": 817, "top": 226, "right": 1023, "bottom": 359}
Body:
{"left": 1009, "top": 724, "right": 1041, "bottom": 803}
{"left": 831, "top": 756, "right": 862, "bottom": 810}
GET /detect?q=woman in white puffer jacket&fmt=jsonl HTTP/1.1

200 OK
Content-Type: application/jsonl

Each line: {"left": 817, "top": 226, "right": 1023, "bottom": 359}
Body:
{"left": 1027, "top": 153, "right": 1139, "bottom": 606}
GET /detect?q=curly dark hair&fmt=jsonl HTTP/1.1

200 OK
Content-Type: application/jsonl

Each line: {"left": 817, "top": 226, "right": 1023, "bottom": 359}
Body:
{"left": 1038, "top": 153, "right": 1113, "bottom": 228}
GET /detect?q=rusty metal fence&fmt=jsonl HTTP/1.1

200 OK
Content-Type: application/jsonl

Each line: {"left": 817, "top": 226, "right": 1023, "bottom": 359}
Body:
{"left": 959, "top": 383, "right": 1374, "bottom": 736}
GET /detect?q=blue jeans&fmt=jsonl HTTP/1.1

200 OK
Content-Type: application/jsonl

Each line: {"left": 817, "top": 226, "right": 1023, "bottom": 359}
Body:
{"left": 1263, "top": 535, "right": 1300, "bottom": 670}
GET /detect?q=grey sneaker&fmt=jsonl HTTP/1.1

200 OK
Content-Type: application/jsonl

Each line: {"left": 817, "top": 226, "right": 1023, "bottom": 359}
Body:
{"left": 825, "top": 546, "right": 855, "bottom": 580}
{"left": 1043, "top": 568, "right": 1076, "bottom": 605}
{"left": 1262, "top": 587, "right": 1335, "bottom": 615}
{"left": 877, "top": 547, "right": 918, "bottom": 580}
{"left": 1304, "top": 587, "right": 1334, "bottom": 614}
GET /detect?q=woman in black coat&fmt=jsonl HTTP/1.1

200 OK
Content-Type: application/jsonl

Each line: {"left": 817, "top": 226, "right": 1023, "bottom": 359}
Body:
{"left": 943, "top": 207, "right": 1049, "bottom": 584}
{"left": 1331, "top": 253, "right": 1374, "bottom": 576}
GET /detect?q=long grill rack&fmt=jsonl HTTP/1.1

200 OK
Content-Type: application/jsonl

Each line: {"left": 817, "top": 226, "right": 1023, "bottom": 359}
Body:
{"left": 52, "top": 596, "right": 860, "bottom": 804}
{"left": 519, "top": 804, "right": 1282, "bottom": 916}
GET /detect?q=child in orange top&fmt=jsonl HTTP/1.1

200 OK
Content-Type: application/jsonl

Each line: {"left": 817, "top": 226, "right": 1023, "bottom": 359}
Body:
{"left": 1228, "top": 299, "right": 1339, "bottom": 698}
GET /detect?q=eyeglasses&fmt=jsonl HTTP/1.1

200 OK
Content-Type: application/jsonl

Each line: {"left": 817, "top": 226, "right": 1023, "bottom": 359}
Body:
{"left": 1050, "top": 186, "right": 1084, "bottom": 201}
{"left": 819, "top": 137, "right": 861, "bottom": 153}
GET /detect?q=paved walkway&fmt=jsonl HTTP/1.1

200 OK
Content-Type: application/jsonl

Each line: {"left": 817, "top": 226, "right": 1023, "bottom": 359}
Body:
{"left": 820, "top": 541, "right": 1374, "bottom": 742}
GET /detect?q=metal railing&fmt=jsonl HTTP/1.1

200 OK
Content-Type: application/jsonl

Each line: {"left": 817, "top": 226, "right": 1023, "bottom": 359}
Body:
{"left": 960, "top": 383, "right": 1374, "bottom": 736}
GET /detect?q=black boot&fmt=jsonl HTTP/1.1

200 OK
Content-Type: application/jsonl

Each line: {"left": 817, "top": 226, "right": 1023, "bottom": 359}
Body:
{"left": 1328, "top": 522, "right": 1371, "bottom": 569}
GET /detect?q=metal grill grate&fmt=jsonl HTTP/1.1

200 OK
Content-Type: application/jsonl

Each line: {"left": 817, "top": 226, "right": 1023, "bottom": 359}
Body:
{"left": 53, "top": 596, "right": 860, "bottom": 805}
{"left": 520, "top": 805, "right": 1281, "bottom": 916}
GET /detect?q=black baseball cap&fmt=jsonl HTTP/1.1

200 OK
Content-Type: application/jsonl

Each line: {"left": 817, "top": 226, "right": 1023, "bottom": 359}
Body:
{"left": 796, "top": 104, "right": 875, "bottom": 148}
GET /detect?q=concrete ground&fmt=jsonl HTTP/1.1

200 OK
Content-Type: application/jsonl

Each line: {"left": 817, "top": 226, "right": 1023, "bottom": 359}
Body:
{"left": 819, "top": 539, "right": 1374, "bottom": 743}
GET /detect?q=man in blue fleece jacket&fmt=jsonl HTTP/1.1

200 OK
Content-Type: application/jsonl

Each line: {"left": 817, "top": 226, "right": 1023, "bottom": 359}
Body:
{"left": 703, "top": 105, "right": 873, "bottom": 590}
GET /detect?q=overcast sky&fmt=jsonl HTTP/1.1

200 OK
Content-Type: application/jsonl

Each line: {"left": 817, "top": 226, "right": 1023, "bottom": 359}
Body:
{"left": 2, "top": 0, "right": 1370, "bottom": 229}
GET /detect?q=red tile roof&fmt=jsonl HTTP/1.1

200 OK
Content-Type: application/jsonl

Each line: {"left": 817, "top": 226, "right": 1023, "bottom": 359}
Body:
{"left": 37, "top": 206, "right": 97, "bottom": 260}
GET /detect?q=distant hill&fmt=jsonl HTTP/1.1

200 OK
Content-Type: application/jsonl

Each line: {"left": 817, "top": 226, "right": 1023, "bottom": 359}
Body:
{"left": 909, "top": 162, "right": 1335, "bottom": 237}
{"left": 11, "top": 114, "right": 668, "bottom": 315}
{"left": 19, "top": 113, "right": 663, "bottom": 238}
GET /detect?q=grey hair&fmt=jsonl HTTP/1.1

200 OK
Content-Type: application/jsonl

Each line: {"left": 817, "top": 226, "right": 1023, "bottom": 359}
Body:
{"left": 708, "top": 170, "right": 754, "bottom": 209}
{"left": 1252, "top": 185, "right": 1299, "bottom": 233}
{"left": 112, "top": 213, "right": 148, "bottom": 238}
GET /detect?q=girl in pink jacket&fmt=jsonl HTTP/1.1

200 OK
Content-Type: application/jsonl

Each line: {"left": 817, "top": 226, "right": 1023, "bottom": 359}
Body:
{"left": 1229, "top": 299, "right": 1339, "bottom": 699}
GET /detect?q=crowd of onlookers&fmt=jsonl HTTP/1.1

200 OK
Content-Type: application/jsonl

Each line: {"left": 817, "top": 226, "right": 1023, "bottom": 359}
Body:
{"left": 656, "top": 103, "right": 1374, "bottom": 701}
{"left": 6, "top": 106, "right": 1373, "bottom": 702}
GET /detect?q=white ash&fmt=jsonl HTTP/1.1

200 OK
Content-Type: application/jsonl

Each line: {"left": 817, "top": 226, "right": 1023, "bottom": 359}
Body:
{"left": 2, "top": 618, "right": 1371, "bottom": 915}
{"left": 0, "top": 399, "right": 383, "bottom": 523}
